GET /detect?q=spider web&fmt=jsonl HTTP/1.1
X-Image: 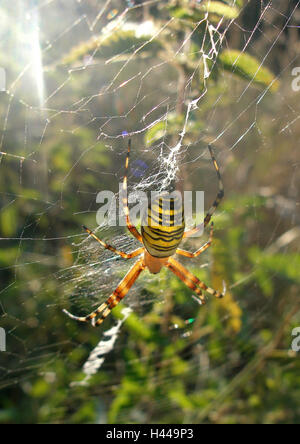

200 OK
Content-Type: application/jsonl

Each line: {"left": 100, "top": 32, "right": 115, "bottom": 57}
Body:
{"left": 0, "top": 0, "right": 299, "bottom": 424}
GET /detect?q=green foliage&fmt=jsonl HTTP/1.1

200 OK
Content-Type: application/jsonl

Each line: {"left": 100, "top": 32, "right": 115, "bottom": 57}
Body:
{"left": 220, "top": 50, "right": 280, "bottom": 92}
{"left": 60, "top": 0, "right": 279, "bottom": 98}
{"left": 169, "top": 1, "right": 240, "bottom": 21}
{"left": 61, "top": 26, "right": 163, "bottom": 66}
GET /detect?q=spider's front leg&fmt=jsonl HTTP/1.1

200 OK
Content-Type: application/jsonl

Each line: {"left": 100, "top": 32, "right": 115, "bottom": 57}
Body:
{"left": 184, "top": 145, "right": 224, "bottom": 239}
{"left": 63, "top": 257, "right": 145, "bottom": 327}
{"left": 83, "top": 225, "right": 144, "bottom": 259}
{"left": 122, "top": 140, "right": 143, "bottom": 243}
{"left": 177, "top": 223, "right": 214, "bottom": 258}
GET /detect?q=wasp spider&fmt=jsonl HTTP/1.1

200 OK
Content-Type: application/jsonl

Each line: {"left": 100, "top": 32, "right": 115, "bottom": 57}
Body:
{"left": 63, "top": 140, "right": 225, "bottom": 327}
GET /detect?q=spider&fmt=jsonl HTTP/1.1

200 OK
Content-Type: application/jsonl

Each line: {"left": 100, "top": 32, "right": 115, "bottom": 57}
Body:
{"left": 63, "top": 140, "right": 225, "bottom": 327}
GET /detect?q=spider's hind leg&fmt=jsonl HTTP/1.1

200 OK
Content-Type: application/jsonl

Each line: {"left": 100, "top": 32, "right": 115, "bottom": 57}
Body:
{"left": 63, "top": 258, "right": 145, "bottom": 327}
{"left": 167, "top": 257, "right": 225, "bottom": 303}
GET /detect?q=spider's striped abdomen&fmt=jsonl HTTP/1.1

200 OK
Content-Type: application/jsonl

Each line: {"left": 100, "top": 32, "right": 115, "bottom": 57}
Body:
{"left": 141, "top": 193, "right": 185, "bottom": 258}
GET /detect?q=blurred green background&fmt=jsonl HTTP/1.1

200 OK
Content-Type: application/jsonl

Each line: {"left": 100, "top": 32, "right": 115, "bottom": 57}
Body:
{"left": 0, "top": 0, "right": 299, "bottom": 424}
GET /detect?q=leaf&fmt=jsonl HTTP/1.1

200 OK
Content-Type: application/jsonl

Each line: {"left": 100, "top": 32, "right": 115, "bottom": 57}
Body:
{"left": 144, "top": 121, "right": 166, "bottom": 145}
{"left": 222, "top": 0, "right": 244, "bottom": 7}
{"left": 0, "top": 206, "right": 17, "bottom": 237}
{"left": 61, "top": 21, "right": 162, "bottom": 66}
{"left": 220, "top": 50, "right": 280, "bottom": 92}
{"left": 169, "top": 1, "right": 240, "bottom": 22}
{"left": 200, "top": 1, "right": 240, "bottom": 20}
{"left": 144, "top": 113, "right": 184, "bottom": 146}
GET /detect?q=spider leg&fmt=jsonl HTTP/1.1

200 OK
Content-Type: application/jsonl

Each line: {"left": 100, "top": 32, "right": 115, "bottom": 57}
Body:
{"left": 83, "top": 225, "right": 144, "bottom": 259}
{"left": 184, "top": 145, "right": 224, "bottom": 238}
{"left": 122, "top": 139, "right": 143, "bottom": 243}
{"left": 63, "top": 258, "right": 145, "bottom": 327}
{"left": 166, "top": 261, "right": 205, "bottom": 304}
{"left": 176, "top": 223, "right": 214, "bottom": 258}
{"left": 167, "top": 257, "right": 225, "bottom": 302}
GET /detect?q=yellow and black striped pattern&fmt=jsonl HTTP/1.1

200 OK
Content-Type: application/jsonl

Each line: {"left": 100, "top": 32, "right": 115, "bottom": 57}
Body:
{"left": 141, "top": 193, "right": 185, "bottom": 258}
